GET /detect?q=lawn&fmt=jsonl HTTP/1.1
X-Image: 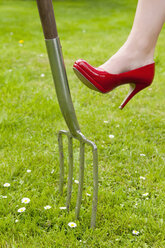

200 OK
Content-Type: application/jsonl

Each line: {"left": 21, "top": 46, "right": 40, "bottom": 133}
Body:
{"left": 0, "top": 0, "right": 165, "bottom": 247}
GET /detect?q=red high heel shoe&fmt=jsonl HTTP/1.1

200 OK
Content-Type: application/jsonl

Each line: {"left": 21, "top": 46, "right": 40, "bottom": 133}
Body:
{"left": 73, "top": 59, "right": 155, "bottom": 109}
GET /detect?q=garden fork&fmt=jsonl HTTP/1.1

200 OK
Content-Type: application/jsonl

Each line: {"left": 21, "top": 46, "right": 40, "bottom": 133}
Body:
{"left": 36, "top": 0, "right": 98, "bottom": 228}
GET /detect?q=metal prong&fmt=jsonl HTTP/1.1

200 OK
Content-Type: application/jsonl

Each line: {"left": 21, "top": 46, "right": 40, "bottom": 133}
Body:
{"left": 58, "top": 130, "right": 98, "bottom": 229}
{"left": 66, "top": 133, "right": 73, "bottom": 212}
{"left": 58, "top": 131, "right": 64, "bottom": 195}
{"left": 75, "top": 141, "right": 85, "bottom": 219}
{"left": 90, "top": 144, "right": 98, "bottom": 229}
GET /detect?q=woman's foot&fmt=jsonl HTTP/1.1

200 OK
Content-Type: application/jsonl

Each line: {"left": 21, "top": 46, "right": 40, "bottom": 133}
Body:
{"left": 73, "top": 58, "right": 155, "bottom": 109}
{"left": 99, "top": 41, "right": 155, "bottom": 74}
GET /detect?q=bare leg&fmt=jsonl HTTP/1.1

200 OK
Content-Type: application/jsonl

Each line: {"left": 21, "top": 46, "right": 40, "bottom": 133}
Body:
{"left": 99, "top": 0, "right": 165, "bottom": 74}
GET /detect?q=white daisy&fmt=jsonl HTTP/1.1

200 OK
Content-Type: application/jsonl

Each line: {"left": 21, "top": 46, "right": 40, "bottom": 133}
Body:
{"left": 44, "top": 205, "right": 51, "bottom": 210}
{"left": 140, "top": 176, "right": 146, "bottom": 180}
{"left": 74, "top": 180, "right": 79, "bottom": 184}
{"left": 140, "top": 154, "right": 146, "bottom": 157}
{"left": 109, "top": 135, "right": 114, "bottom": 139}
{"left": 2, "top": 196, "right": 7, "bottom": 199}
{"left": 86, "top": 193, "right": 91, "bottom": 196}
{"left": 68, "top": 222, "right": 77, "bottom": 228}
{"left": 51, "top": 169, "right": 54, "bottom": 174}
{"left": 18, "top": 207, "right": 26, "bottom": 213}
{"left": 15, "top": 219, "right": 19, "bottom": 223}
{"left": 142, "top": 193, "right": 149, "bottom": 197}
{"left": 40, "top": 73, "right": 45, "bottom": 78}
{"left": 59, "top": 207, "right": 67, "bottom": 210}
{"left": 21, "top": 198, "right": 30, "bottom": 204}
{"left": 26, "top": 169, "right": 31, "bottom": 173}
{"left": 132, "top": 230, "right": 139, "bottom": 235}
{"left": 3, "top": 183, "right": 10, "bottom": 187}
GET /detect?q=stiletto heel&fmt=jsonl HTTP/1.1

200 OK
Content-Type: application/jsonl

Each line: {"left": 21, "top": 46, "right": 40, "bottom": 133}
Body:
{"left": 73, "top": 59, "right": 155, "bottom": 109}
{"left": 119, "top": 83, "right": 149, "bottom": 109}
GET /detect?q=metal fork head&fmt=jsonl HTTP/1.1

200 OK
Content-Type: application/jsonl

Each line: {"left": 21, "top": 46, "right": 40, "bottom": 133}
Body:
{"left": 58, "top": 130, "right": 98, "bottom": 229}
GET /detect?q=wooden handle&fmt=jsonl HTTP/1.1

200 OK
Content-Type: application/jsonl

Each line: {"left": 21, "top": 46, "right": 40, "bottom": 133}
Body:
{"left": 36, "top": 0, "right": 58, "bottom": 39}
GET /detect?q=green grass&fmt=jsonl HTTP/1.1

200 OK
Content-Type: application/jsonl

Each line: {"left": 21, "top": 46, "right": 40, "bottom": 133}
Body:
{"left": 0, "top": 0, "right": 165, "bottom": 247}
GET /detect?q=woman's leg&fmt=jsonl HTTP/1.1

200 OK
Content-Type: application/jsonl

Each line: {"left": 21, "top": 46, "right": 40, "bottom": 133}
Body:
{"left": 99, "top": 0, "right": 165, "bottom": 74}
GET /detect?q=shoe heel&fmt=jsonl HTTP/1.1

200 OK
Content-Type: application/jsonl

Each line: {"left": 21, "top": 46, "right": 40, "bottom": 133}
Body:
{"left": 119, "top": 83, "right": 148, "bottom": 110}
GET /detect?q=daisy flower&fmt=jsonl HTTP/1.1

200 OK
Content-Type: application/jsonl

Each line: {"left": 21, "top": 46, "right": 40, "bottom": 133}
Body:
{"left": 142, "top": 193, "right": 149, "bottom": 197}
{"left": 3, "top": 183, "right": 10, "bottom": 187}
{"left": 140, "top": 176, "right": 146, "bottom": 180}
{"left": 44, "top": 205, "right": 51, "bottom": 210}
{"left": 59, "top": 207, "right": 67, "bottom": 210}
{"left": 21, "top": 198, "right": 30, "bottom": 204}
{"left": 140, "top": 154, "right": 146, "bottom": 157}
{"left": 18, "top": 207, "right": 26, "bottom": 213}
{"left": 109, "top": 135, "right": 114, "bottom": 139}
{"left": 40, "top": 73, "right": 45, "bottom": 78}
{"left": 132, "top": 230, "right": 139, "bottom": 236}
{"left": 86, "top": 193, "right": 91, "bottom": 196}
{"left": 74, "top": 180, "right": 79, "bottom": 184}
{"left": 68, "top": 222, "right": 77, "bottom": 228}
{"left": 26, "top": 169, "right": 31, "bottom": 173}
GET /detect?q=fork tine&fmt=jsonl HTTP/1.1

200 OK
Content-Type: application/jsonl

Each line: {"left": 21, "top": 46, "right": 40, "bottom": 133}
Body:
{"left": 66, "top": 133, "right": 73, "bottom": 211}
{"left": 58, "top": 130, "right": 98, "bottom": 228}
{"left": 75, "top": 141, "right": 85, "bottom": 219}
{"left": 58, "top": 131, "right": 64, "bottom": 195}
{"left": 90, "top": 144, "right": 98, "bottom": 229}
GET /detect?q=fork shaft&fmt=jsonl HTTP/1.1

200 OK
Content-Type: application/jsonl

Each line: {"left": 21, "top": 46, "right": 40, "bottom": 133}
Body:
{"left": 46, "top": 38, "right": 80, "bottom": 137}
{"left": 36, "top": 0, "right": 58, "bottom": 39}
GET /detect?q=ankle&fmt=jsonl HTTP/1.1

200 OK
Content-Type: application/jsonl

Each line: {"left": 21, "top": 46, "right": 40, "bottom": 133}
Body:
{"left": 99, "top": 39, "right": 155, "bottom": 74}
{"left": 123, "top": 37, "right": 155, "bottom": 63}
